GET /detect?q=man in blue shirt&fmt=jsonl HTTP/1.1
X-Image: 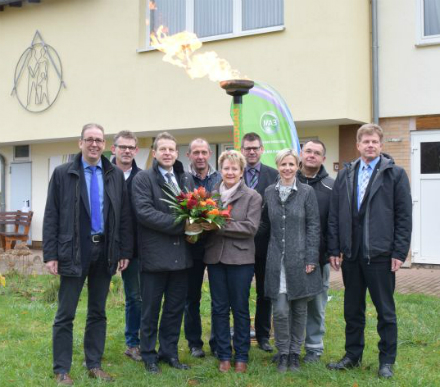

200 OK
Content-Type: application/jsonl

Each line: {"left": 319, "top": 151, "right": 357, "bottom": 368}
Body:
{"left": 43, "top": 123, "right": 132, "bottom": 385}
{"left": 327, "top": 124, "right": 412, "bottom": 379}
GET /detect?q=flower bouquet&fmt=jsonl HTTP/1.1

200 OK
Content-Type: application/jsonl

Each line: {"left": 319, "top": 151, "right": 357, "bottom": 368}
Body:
{"left": 161, "top": 184, "right": 232, "bottom": 243}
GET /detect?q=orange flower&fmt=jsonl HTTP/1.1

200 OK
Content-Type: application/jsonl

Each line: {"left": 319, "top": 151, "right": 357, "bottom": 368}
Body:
{"left": 197, "top": 186, "right": 207, "bottom": 199}
{"left": 205, "top": 198, "right": 216, "bottom": 206}
{"left": 207, "top": 208, "right": 220, "bottom": 216}
{"left": 200, "top": 201, "right": 207, "bottom": 207}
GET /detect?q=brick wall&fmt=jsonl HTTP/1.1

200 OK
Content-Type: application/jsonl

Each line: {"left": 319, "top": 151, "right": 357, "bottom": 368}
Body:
{"left": 379, "top": 117, "right": 412, "bottom": 180}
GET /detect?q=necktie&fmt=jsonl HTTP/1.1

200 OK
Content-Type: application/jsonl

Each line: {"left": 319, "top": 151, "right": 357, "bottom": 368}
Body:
{"left": 89, "top": 166, "right": 101, "bottom": 233}
{"left": 165, "top": 172, "right": 176, "bottom": 189}
{"left": 249, "top": 168, "right": 258, "bottom": 189}
{"left": 359, "top": 165, "right": 371, "bottom": 207}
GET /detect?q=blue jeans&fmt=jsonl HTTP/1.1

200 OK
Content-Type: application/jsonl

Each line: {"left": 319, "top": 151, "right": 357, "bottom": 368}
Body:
{"left": 305, "top": 263, "right": 330, "bottom": 355}
{"left": 122, "top": 258, "right": 142, "bottom": 348}
{"left": 207, "top": 263, "right": 254, "bottom": 363}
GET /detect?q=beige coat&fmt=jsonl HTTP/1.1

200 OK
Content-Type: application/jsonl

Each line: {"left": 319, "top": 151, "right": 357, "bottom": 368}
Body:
{"left": 204, "top": 180, "right": 263, "bottom": 265}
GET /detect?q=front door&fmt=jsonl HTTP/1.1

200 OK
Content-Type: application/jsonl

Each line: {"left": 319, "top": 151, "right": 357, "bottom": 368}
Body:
{"left": 10, "top": 162, "right": 32, "bottom": 242}
{"left": 411, "top": 131, "right": 440, "bottom": 264}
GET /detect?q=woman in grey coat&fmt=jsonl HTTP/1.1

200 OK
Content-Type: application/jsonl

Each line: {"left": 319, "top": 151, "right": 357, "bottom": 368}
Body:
{"left": 260, "top": 148, "right": 322, "bottom": 373}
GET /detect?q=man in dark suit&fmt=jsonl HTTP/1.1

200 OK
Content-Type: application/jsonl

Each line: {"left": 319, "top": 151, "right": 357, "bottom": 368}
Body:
{"left": 240, "top": 132, "right": 278, "bottom": 352}
{"left": 111, "top": 131, "right": 142, "bottom": 361}
{"left": 43, "top": 123, "right": 132, "bottom": 385}
{"left": 327, "top": 124, "right": 412, "bottom": 379}
{"left": 132, "top": 132, "right": 196, "bottom": 374}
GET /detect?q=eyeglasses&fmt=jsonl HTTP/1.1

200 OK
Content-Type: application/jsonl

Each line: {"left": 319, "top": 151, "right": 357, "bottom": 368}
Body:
{"left": 115, "top": 145, "right": 137, "bottom": 151}
{"left": 83, "top": 137, "right": 105, "bottom": 145}
{"left": 242, "top": 146, "right": 261, "bottom": 153}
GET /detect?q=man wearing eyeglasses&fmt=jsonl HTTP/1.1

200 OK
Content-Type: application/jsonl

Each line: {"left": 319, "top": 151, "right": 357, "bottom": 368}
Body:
{"left": 297, "top": 140, "right": 334, "bottom": 363}
{"left": 111, "top": 131, "right": 142, "bottom": 362}
{"left": 43, "top": 123, "right": 132, "bottom": 385}
{"left": 240, "top": 132, "right": 278, "bottom": 353}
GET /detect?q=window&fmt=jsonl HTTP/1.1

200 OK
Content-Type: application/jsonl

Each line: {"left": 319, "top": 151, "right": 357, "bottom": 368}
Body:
{"left": 13, "top": 145, "right": 30, "bottom": 161}
{"left": 146, "top": 0, "right": 284, "bottom": 49}
{"left": 417, "top": 0, "right": 440, "bottom": 46}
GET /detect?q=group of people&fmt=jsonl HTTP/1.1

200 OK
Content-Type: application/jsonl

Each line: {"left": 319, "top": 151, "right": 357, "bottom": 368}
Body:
{"left": 43, "top": 122, "right": 412, "bottom": 385}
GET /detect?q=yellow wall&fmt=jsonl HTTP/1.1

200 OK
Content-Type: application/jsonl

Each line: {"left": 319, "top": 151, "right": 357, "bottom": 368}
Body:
{"left": 0, "top": 0, "right": 371, "bottom": 144}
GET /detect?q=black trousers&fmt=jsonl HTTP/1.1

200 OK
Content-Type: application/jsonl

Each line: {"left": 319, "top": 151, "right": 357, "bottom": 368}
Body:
{"left": 254, "top": 255, "right": 272, "bottom": 341}
{"left": 53, "top": 243, "right": 111, "bottom": 374}
{"left": 140, "top": 269, "right": 188, "bottom": 364}
{"left": 184, "top": 259, "right": 216, "bottom": 352}
{"left": 342, "top": 258, "right": 397, "bottom": 364}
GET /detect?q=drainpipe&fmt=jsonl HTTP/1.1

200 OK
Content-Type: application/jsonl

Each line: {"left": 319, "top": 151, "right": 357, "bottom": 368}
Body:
{"left": 0, "top": 154, "right": 5, "bottom": 212}
{"left": 372, "top": 0, "right": 379, "bottom": 124}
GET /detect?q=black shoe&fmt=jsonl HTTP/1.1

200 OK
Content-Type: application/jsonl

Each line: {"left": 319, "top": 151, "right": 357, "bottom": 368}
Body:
{"left": 327, "top": 356, "right": 361, "bottom": 370}
{"left": 258, "top": 339, "right": 274, "bottom": 353}
{"left": 166, "top": 358, "right": 190, "bottom": 370}
{"left": 190, "top": 347, "right": 205, "bottom": 358}
{"left": 288, "top": 353, "right": 300, "bottom": 372}
{"left": 277, "top": 354, "right": 289, "bottom": 373}
{"left": 304, "top": 352, "right": 321, "bottom": 364}
{"left": 378, "top": 364, "right": 394, "bottom": 378}
{"left": 145, "top": 362, "right": 161, "bottom": 374}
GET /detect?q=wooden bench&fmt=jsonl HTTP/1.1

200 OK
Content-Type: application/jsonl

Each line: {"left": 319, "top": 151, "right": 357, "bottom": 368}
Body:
{"left": 0, "top": 211, "right": 34, "bottom": 251}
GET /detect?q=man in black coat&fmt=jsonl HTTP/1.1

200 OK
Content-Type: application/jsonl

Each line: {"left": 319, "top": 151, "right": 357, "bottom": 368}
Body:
{"left": 132, "top": 132, "right": 195, "bottom": 374}
{"left": 241, "top": 132, "right": 278, "bottom": 352}
{"left": 327, "top": 124, "right": 412, "bottom": 379}
{"left": 111, "top": 131, "right": 142, "bottom": 362}
{"left": 43, "top": 123, "right": 133, "bottom": 385}
{"left": 297, "top": 140, "right": 334, "bottom": 363}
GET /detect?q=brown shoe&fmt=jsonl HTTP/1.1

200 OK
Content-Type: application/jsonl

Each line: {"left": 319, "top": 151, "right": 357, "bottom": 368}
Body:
{"left": 88, "top": 367, "right": 114, "bottom": 382}
{"left": 124, "top": 346, "right": 142, "bottom": 362}
{"left": 55, "top": 373, "right": 74, "bottom": 386}
{"left": 219, "top": 360, "right": 231, "bottom": 373}
{"left": 235, "top": 361, "right": 247, "bottom": 373}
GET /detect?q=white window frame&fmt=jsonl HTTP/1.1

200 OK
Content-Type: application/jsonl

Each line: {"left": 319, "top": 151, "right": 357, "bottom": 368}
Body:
{"left": 139, "top": 0, "right": 284, "bottom": 52}
{"left": 416, "top": 0, "right": 440, "bottom": 46}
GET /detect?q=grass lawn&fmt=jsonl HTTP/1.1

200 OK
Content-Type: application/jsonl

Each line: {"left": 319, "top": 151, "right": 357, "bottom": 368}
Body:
{"left": 0, "top": 271, "right": 439, "bottom": 387}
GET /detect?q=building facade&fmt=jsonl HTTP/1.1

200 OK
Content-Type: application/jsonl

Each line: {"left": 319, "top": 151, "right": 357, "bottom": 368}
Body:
{"left": 1, "top": 0, "right": 371, "bottom": 244}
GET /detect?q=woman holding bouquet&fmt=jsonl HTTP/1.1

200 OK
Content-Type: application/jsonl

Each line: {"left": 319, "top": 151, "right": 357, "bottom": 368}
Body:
{"left": 203, "top": 150, "right": 262, "bottom": 373}
{"left": 260, "top": 149, "right": 321, "bottom": 373}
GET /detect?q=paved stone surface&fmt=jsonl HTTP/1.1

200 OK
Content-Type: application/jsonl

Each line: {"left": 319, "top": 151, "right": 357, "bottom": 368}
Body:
{"left": 330, "top": 266, "right": 440, "bottom": 297}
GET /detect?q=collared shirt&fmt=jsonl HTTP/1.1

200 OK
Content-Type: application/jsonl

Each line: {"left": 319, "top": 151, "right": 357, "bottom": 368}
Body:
{"left": 357, "top": 156, "right": 380, "bottom": 209}
{"left": 82, "top": 158, "right": 104, "bottom": 234}
{"left": 188, "top": 164, "right": 221, "bottom": 191}
{"left": 158, "top": 165, "right": 179, "bottom": 187}
{"left": 244, "top": 162, "right": 261, "bottom": 187}
{"left": 123, "top": 168, "right": 132, "bottom": 181}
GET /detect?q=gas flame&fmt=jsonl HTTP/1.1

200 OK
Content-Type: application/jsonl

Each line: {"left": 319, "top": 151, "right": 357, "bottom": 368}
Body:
{"left": 150, "top": 26, "right": 244, "bottom": 82}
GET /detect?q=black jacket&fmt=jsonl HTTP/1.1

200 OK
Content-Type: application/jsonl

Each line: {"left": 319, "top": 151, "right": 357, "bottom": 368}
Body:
{"left": 43, "top": 153, "right": 133, "bottom": 276}
{"left": 327, "top": 154, "right": 412, "bottom": 262}
{"left": 132, "top": 159, "right": 195, "bottom": 272}
{"left": 251, "top": 163, "right": 279, "bottom": 260}
{"left": 112, "top": 158, "right": 141, "bottom": 258}
{"left": 297, "top": 165, "right": 334, "bottom": 267}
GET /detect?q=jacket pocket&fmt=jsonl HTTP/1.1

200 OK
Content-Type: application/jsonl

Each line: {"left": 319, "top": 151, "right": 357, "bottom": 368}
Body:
{"left": 57, "top": 234, "right": 73, "bottom": 261}
{"left": 232, "top": 240, "right": 249, "bottom": 250}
